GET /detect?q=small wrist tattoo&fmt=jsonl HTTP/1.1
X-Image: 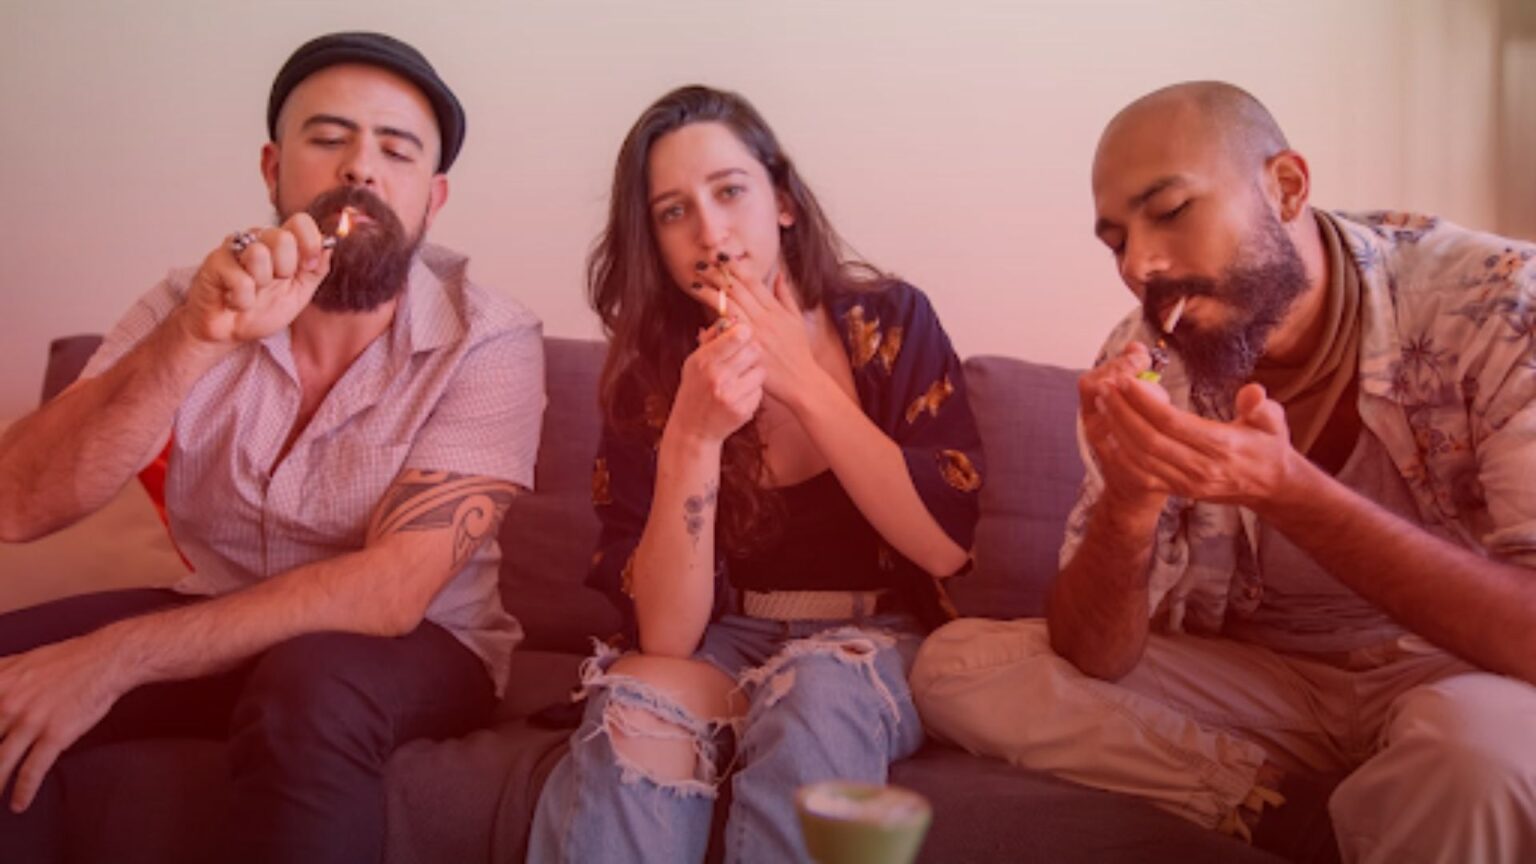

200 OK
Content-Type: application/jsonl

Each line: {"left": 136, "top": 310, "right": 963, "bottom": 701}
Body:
{"left": 683, "top": 480, "right": 719, "bottom": 547}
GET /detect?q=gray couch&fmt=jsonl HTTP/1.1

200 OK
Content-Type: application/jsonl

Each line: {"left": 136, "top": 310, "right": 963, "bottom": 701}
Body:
{"left": 32, "top": 334, "right": 1284, "bottom": 863}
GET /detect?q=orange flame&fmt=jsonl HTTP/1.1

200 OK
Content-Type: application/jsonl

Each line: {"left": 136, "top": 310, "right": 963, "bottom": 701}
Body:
{"left": 336, "top": 207, "right": 355, "bottom": 239}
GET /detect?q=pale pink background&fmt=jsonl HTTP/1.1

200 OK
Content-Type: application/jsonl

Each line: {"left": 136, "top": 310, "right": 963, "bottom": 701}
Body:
{"left": 1, "top": 0, "right": 1531, "bottom": 421}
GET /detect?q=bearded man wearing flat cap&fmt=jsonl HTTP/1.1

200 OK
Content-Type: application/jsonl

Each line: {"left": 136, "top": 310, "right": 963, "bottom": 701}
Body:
{"left": 0, "top": 31, "right": 545, "bottom": 862}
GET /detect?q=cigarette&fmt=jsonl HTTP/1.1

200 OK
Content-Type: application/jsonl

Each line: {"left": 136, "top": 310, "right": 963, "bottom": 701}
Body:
{"left": 714, "top": 251, "right": 731, "bottom": 320}
{"left": 1137, "top": 296, "right": 1185, "bottom": 383}
{"left": 320, "top": 206, "right": 357, "bottom": 249}
{"left": 1160, "top": 295, "right": 1187, "bottom": 335}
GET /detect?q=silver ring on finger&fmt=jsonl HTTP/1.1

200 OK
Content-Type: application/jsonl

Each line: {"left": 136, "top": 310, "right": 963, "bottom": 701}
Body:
{"left": 228, "top": 230, "right": 258, "bottom": 256}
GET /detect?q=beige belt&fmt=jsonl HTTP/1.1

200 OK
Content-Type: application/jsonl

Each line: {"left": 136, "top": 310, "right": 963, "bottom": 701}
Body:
{"left": 740, "top": 589, "right": 888, "bottom": 621}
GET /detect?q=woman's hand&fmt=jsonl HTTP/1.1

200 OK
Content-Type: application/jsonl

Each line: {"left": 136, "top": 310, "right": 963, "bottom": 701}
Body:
{"left": 692, "top": 258, "right": 820, "bottom": 406}
{"left": 667, "top": 320, "right": 765, "bottom": 444}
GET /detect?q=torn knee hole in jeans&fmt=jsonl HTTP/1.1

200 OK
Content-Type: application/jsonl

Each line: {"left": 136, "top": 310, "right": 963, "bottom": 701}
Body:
{"left": 757, "top": 667, "right": 797, "bottom": 709}
{"left": 577, "top": 656, "right": 729, "bottom": 799}
{"left": 738, "top": 627, "right": 902, "bottom": 725}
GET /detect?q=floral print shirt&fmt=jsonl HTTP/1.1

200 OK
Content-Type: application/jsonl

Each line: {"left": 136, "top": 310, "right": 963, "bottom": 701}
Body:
{"left": 1061, "top": 211, "right": 1536, "bottom": 633}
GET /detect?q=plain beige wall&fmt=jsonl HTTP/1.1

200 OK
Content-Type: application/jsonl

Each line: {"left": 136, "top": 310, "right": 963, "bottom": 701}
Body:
{"left": 0, "top": 0, "right": 1522, "bottom": 421}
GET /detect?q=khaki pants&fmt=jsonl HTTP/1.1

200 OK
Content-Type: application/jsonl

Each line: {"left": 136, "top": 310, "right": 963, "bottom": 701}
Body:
{"left": 909, "top": 618, "right": 1536, "bottom": 864}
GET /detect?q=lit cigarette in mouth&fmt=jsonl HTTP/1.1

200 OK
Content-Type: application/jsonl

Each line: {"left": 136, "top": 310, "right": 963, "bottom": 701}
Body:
{"left": 1160, "top": 295, "right": 1187, "bottom": 335}
{"left": 1139, "top": 296, "right": 1186, "bottom": 383}
{"left": 714, "top": 251, "right": 731, "bottom": 319}
{"left": 320, "top": 206, "right": 356, "bottom": 249}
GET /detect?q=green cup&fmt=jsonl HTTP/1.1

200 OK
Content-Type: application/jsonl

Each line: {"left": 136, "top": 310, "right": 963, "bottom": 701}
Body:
{"left": 795, "top": 780, "right": 932, "bottom": 864}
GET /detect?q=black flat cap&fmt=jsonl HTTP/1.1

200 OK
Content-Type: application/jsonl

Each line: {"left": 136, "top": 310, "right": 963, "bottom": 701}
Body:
{"left": 267, "top": 32, "right": 465, "bottom": 172}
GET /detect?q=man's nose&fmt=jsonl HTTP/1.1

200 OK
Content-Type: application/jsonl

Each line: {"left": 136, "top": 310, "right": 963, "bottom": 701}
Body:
{"left": 1119, "top": 231, "right": 1167, "bottom": 291}
{"left": 339, "top": 143, "right": 378, "bottom": 188}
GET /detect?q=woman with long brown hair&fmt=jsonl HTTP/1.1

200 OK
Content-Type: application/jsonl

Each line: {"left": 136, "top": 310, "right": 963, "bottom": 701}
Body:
{"left": 529, "top": 85, "right": 983, "bottom": 863}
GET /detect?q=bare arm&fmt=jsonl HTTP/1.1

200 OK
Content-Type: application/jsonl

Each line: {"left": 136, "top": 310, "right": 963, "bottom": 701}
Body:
{"left": 705, "top": 270, "right": 969, "bottom": 577}
{"left": 0, "top": 216, "right": 332, "bottom": 542}
{"left": 629, "top": 431, "right": 726, "bottom": 658}
{"left": 1105, "top": 375, "right": 1536, "bottom": 684}
{"left": 787, "top": 370, "right": 968, "bottom": 576}
{"left": 0, "top": 468, "right": 517, "bottom": 810}
{"left": 1044, "top": 342, "right": 1171, "bottom": 679}
{"left": 101, "top": 469, "right": 519, "bottom": 680}
{"left": 1047, "top": 489, "right": 1163, "bottom": 680}
{"left": 0, "top": 309, "right": 231, "bottom": 541}
{"left": 628, "top": 324, "right": 764, "bottom": 658}
{"left": 1260, "top": 456, "right": 1536, "bottom": 683}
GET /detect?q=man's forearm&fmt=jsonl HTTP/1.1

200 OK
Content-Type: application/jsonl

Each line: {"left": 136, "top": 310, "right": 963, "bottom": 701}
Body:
{"left": 94, "top": 539, "right": 434, "bottom": 693}
{"left": 82, "top": 465, "right": 513, "bottom": 697}
{"left": 1263, "top": 462, "right": 1536, "bottom": 683}
{"left": 0, "top": 308, "right": 231, "bottom": 541}
{"left": 1047, "top": 495, "right": 1162, "bottom": 680}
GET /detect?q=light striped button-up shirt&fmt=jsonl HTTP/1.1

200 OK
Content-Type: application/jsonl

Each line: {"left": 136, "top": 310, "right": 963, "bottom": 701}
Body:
{"left": 82, "top": 244, "right": 545, "bottom": 694}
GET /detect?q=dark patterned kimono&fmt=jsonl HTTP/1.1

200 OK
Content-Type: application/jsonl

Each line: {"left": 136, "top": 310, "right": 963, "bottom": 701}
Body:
{"left": 588, "top": 281, "right": 984, "bottom": 643}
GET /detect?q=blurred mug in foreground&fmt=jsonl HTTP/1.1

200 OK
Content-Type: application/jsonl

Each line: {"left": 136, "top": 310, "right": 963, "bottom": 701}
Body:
{"left": 796, "top": 780, "right": 933, "bottom": 864}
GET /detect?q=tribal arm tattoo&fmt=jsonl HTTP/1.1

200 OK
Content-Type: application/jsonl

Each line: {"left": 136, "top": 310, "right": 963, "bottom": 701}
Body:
{"left": 369, "top": 469, "right": 522, "bottom": 571}
{"left": 682, "top": 480, "right": 719, "bottom": 549}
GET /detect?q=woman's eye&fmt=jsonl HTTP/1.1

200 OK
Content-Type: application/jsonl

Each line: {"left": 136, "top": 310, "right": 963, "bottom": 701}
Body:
{"left": 656, "top": 204, "right": 685, "bottom": 224}
{"left": 718, "top": 184, "right": 746, "bottom": 201}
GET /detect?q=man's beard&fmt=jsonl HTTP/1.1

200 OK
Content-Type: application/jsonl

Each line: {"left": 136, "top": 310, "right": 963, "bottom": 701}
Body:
{"left": 1143, "top": 208, "right": 1307, "bottom": 407}
{"left": 280, "top": 186, "right": 423, "bottom": 313}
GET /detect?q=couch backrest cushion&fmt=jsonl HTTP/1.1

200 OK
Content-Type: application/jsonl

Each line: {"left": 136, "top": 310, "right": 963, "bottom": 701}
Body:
{"left": 46, "top": 334, "right": 1088, "bottom": 647}
{"left": 955, "top": 355, "right": 1085, "bottom": 620}
{"left": 498, "top": 337, "right": 620, "bottom": 651}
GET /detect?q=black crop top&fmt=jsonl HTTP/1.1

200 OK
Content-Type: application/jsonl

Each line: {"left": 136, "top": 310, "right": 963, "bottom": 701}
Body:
{"left": 726, "top": 470, "right": 891, "bottom": 592}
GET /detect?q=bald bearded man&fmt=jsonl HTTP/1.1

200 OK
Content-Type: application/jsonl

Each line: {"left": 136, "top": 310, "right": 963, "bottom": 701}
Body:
{"left": 910, "top": 82, "right": 1536, "bottom": 864}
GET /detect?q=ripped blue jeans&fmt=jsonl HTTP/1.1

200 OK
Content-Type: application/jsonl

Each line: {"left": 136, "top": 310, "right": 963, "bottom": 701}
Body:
{"left": 527, "top": 612, "right": 925, "bottom": 864}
